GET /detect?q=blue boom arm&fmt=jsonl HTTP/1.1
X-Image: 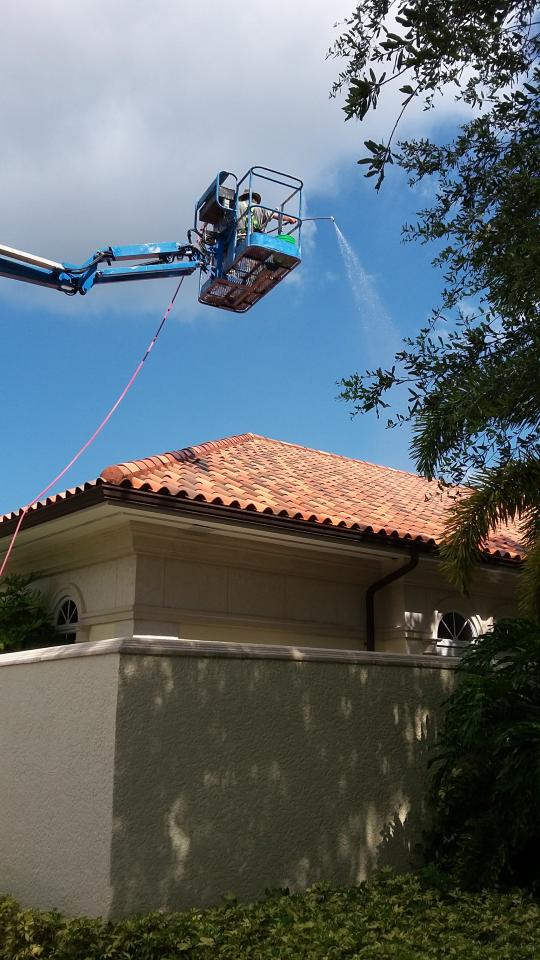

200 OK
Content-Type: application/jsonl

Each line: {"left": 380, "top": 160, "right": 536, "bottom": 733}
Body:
{"left": 0, "top": 166, "right": 303, "bottom": 312}
{"left": 0, "top": 241, "right": 205, "bottom": 296}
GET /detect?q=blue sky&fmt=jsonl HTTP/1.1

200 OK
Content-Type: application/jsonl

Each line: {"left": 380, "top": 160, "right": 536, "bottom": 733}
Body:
{"left": 0, "top": 2, "right": 458, "bottom": 517}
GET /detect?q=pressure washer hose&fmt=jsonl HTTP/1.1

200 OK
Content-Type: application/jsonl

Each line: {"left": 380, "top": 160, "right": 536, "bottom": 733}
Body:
{"left": 0, "top": 278, "right": 185, "bottom": 579}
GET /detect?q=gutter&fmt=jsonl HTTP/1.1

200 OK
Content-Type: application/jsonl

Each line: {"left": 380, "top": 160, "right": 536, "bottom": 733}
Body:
{"left": 0, "top": 483, "right": 436, "bottom": 556}
{"left": 0, "top": 484, "right": 521, "bottom": 572}
{"left": 366, "top": 550, "right": 419, "bottom": 652}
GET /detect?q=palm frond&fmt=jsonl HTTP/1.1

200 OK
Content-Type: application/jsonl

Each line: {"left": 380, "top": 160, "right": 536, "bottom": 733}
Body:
{"left": 440, "top": 457, "right": 540, "bottom": 597}
{"left": 520, "top": 536, "right": 540, "bottom": 622}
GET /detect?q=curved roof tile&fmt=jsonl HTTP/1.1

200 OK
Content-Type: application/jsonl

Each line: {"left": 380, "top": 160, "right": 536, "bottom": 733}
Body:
{"left": 102, "top": 433, "right": 524, "bottom": 560}
{"left": 1, "top": 433, "right": 525, "bottom": 561}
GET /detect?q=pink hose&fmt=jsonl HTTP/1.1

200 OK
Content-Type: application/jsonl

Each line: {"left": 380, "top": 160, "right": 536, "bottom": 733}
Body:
{"left": 0, "top": 278, "right": 184, "bottom": 579}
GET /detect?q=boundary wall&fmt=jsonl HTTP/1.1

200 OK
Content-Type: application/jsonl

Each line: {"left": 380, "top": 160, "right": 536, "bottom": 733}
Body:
{"left": 0, "top": 638, "right": 456, "bottom": 917}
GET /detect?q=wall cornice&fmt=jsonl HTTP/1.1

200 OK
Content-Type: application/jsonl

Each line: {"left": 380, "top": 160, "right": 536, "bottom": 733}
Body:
{"left": 0, "top": 636, "right": 459, "bottom": 670}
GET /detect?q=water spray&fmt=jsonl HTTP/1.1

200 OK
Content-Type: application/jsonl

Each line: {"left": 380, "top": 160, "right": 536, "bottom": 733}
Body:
{"left": 300, "top": 218, "right": 398, "bottom": 354}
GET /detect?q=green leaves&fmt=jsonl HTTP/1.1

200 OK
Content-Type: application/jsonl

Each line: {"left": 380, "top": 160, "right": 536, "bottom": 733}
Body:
{"left": 357, "top": 139, "right": 395, "bottom": 188}
{"left": 440, "top": 459, "right": 540, "bottom": 600}
{"left": 332, "top": 0, "right": 540, "bottom": 604}
{"left": 1, "top": 873, "right": 539, "bottom": 958}
{"left": 0, "top": 573, "right": 58, "bottom": 653}
{"left": 428, "top": 619, "right": 540, "bottom": 890}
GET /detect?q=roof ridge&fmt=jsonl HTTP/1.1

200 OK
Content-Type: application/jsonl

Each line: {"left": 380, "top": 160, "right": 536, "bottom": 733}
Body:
{"left": 100, "top": 452, "right": 179, "bottom": 483}
{"left": 169, "top": 432, "right": 258, "bottom": 462}
{"left": 100, "top": 433, "right": 259, "bottom": 482}
{"left": 102, "top": 432, "right": 426, "bottom": 484}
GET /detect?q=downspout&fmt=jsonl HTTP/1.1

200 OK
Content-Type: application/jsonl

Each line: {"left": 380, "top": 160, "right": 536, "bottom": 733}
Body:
{"left": 365, "top": 550, "right": 419, "bottom": 652}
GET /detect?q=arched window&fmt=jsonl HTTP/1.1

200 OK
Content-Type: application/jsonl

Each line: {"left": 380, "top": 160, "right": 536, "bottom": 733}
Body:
{"left": 436, "top": 611, "right": 474, "bottom": 654}
{"left": 55, "top": 597, "right": 78, "bottom": 644}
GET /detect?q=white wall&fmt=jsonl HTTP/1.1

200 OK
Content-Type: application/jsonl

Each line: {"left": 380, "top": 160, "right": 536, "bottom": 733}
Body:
{"left": 0, "top": 650, "right": 119, "bottom": 916}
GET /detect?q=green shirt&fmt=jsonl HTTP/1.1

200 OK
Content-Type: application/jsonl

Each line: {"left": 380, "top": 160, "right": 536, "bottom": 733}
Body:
{"left": 237, "top": 201, "right": 273, "bottom": 239}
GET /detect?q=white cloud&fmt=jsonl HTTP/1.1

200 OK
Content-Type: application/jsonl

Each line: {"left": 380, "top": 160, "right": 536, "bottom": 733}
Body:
{"left": 1, "top": 3, "right": 349, "bottom": 253}
{"left": 0, "top": 0, "right": 466, "bottom": 316}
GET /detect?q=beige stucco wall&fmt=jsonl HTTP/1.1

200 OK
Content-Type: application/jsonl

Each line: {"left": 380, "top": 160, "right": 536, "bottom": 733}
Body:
{"left": 38, "top": 555, "right": 138, "bottom": 643}
{"left": 3, "top": 507, "right": 519, "bottom": 652}
{"left": 377, "top": 563, "right": 517, "bottom": 653}
{"left": 111, "top": 646, "right": 455, "bottom": 916}
{"left": 0, "top": 638, "right": 456, "bottom": 918}
{"left": 131, "top": 531, "right": 367, "bottom": 647}
{"left": 0, "top": 649, "right": 119, "bottom": 916}
{"left": 128, "top": 524, "right": 518, "bottom": 651}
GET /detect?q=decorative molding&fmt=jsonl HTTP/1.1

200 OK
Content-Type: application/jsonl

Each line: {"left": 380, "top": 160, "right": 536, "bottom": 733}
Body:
{"left": 0, "top": 636, "right": 459, "bottom": 670}
{"left": 49, "top": 582, "right": 87, "bottom": 618}
{"left": 131, "top": 605, "right": 363, "bottom": 639}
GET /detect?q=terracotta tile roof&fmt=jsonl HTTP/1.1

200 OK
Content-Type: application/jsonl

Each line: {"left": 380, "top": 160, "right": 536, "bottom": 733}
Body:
{"left": 0, "top": 433, "right": 523, "bottom": 561}
{"left": 97, "top": 432, "right": 523, "bottom": 561}
{"left": 0, "top": 481, "right": 101, "bottom": 526}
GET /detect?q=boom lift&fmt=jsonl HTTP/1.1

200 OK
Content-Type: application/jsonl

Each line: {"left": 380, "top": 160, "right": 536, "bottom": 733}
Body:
{"left": 0, "top": 167, "right": 302, "bottom": 313}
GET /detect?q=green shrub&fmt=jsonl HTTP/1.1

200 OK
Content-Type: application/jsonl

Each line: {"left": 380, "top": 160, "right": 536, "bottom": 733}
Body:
{"left": 0, "top": 872, "right": 538, "bottom": 959}
{"left": 428, "top": 618, "right": 540, "bottom": 889}
{"left": 0, "top": 574, "right": 58, "bottom": 653}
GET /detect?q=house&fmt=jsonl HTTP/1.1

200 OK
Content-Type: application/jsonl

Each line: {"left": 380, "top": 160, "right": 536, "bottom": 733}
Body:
{"left": 0, "top": 433, "right": 525, "bottom": 917}
{"left": 0, "top": 432, "right": 522, "bottom": 653}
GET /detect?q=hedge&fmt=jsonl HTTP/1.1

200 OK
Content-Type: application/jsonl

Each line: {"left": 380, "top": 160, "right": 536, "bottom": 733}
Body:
{"left": 1, "top": 871, "right": 539, "bottom": 959}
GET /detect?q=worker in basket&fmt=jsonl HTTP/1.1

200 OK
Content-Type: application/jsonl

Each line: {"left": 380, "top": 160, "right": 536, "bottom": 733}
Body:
{"left": 236, "top": 189, "right": 297, "bottom": 243}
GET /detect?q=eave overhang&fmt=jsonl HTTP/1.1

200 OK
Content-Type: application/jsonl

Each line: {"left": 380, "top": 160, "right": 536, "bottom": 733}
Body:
{"left": 0, "top": 481, "right": 523, "bottom": 571}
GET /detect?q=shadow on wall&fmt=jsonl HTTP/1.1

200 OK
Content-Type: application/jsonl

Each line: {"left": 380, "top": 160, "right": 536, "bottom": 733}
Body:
{"left": 110, "top": 652, "right": 451, "bottom": 916}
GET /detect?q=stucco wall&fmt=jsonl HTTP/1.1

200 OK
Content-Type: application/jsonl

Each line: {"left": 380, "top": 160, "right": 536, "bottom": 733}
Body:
{"left": 0, "top": 638, "right": 456, "bottom": 918}
{"left": 131, "top": 529, "right": 369, "bottom": 647}
{"left": 37, "top": 555, "right": 137, "bottom": 644}
{"left": 6, "top": 511, "right": 518, "bottom": 652}
{"left": 0, "top": 649, "right": 119, "bottom": 916}
{"left": 110, "top": 645, "right": 455, "bottom": 915}
{"left": 131, "top": 531, "right": 517, "bottom": 650}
